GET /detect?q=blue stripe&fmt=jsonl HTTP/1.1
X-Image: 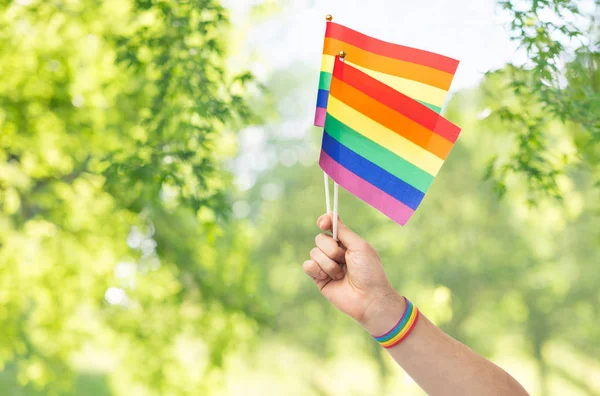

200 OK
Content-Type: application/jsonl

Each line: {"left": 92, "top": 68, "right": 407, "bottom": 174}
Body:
{"left": 316, "top": 89, "right": 329, "bottom": 108}
{"left": 321, "top": 131, "right": 424, "bottom": 210}
{"left": 375, "top": 301, "right": 414, "bottom": 342}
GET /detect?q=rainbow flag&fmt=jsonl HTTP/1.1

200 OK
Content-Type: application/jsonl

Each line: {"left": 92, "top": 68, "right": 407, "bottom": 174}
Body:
{"left": 314, "top": 22, "right": 459, "bottom": 127}
{"left": 319, "top": 57, "right": 462, "bottom": 225}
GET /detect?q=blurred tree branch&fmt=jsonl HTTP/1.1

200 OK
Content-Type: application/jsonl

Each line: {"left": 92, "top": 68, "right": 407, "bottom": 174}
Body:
{"left": 0, "top": 0, "right": 266, "bottom": 392}
{"left": 486, "top": 0, "right": 599, "bottom": 198}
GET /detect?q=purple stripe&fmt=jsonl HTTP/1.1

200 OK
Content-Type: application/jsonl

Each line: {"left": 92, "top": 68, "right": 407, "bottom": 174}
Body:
{"left": 375, "top": 301, "right": 414, "bottom": 342}
{"left": 373, "top": 297, "right": 409, "bottom": 338}
{"left": 314, "top": 107, "right": 327, "bottom": 127}
{"left": 319, "top": 150, "right": 415, "bottom": 225}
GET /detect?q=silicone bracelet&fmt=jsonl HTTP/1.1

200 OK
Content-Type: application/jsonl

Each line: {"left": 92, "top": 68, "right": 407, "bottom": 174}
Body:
{"left": 372, "top": 297, "right": 420, "bottom": 349}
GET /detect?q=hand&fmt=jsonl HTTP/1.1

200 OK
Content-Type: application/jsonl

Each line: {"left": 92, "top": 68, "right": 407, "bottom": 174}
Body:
{"left": 303, "top": 219, "right": 531, "bottom": 396}
{"left": 302, "top": 213, "right": 405, "bottom": 334}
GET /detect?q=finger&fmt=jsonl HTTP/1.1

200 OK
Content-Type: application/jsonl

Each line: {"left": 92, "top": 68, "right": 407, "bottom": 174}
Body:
{"left": 316, "top": 213, "right": 366, "bottom": 252}
{"left": 302, "top": 260, "right": 329, "bottom": 281}
{"left": 310, "top": 247, "right": 344, "bottom": 280}
{"left": 303, "top": 260, "right": 329, "bottom": 281}
{"left": 317, "top": 213, "right": 332, "bottom": 231}
{"left": 315, "top": 233, "right": 346, "bottom": 263}
{"left": 302, "top": 260, "right": 333, "bottom": 293}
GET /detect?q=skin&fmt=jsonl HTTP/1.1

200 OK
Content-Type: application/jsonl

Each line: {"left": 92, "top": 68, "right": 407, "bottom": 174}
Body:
{"left": 303, "top": 213, "right": 530, "bottom": 396}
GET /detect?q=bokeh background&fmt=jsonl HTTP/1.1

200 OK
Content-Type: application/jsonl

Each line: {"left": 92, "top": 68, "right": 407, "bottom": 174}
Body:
{"left": 0, "top": 0, "right": 599, "bottom": 395}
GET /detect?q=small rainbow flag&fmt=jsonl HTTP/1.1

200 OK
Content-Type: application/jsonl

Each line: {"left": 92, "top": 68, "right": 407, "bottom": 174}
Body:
{"left": 319, "top": 57, "right": 462, "bottom": 225}
{"left": 314, "top": 21, "right": 460, "bottom": 127}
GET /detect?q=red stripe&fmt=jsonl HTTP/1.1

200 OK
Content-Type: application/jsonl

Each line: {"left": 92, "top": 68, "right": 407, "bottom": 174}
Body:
{"left": 332, "top": 58, "right": 461, "bottom": 143}
{"left": 326, "top": 22, "right": 459, "bottom": 75}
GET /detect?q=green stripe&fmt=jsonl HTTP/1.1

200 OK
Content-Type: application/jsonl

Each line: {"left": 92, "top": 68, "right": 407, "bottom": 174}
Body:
{"left": 417, "top": 100, "right": 442, "bottom": 113}
{"left": 321, "top": 72, "right": 442, "bottom": 113}
{"left": 376, "top": 302, "right": 414, "bottom": 343}
{"left": 324, "top": 115, "right": 434, "bottom": 193}
{"left": 319, "top": 71, "right": 332, "bottom": 91}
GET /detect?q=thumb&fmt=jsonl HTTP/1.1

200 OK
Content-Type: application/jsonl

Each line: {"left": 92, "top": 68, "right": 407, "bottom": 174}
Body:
{"left": 317, "top": 213, "right": 366, "bottom": 251}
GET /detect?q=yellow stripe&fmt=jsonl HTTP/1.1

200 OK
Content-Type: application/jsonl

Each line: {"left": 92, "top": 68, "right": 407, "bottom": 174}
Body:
{"left": 320, "top": 54, "right": 333, "bottom": 76}
{"left": 324, "top": 37, "right": 454, "bottom": 90}
{"left": 380, "top": 307, "right": 418, "bottom": 347}
{"left": 321, "top": 55, "right": 447, "bottom": 108}
{"left": 327, "top": 97, "right": 443, "bottom": 176}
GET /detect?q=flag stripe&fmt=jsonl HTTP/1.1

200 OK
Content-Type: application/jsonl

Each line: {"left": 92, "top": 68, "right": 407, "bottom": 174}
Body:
{"left": 316, "top": 89, "right": 329, "bottom": 108}
{"left": 327, "top": 96, "right": 443, "bottom": 176}
{"left": 332, "top": 59, "right": 461, "bottom": 143}
{"left": 324, "top": 37, "right": 454, "bottom": 90}
{"left": 321, "top": 55, "right": 446, "bottom": 109}
{"left": 380, "top": 305, "right": 419, "bottom": 347}
{"left": 325, "top": 22, "right": 459, "bottom": 75}
{"left": 320, "top": 150, "right": 415, "bottom": 225}
{"left": 325, "top": 115, "right": 434, "bottom": 193}
{"left": 375, "top": 302, "right": 414, "bottom": 342}
{"left": 318, "top": 71, "right": 332, "bottom": 91}
{"left": 418, "top": 100, "right": 442, "bottom": 113}
{"left": 318, "top": 72, "right": 442, "bottom": 113}
{"left": 330, "top": 76, "right": 453, "bottom": 160}
{"left": 314, "top": 107, "right": 326, "bottom": 127}
{"left": 322, "top": 131, "right": 424, "bottom": 210}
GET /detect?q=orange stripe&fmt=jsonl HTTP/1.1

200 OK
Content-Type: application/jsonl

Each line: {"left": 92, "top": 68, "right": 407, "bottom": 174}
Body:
{"left": 330, "top": 77, "right": 453, "bottom": 160}
{"left": 324, "top": 37, "right": 454, "bottom": 91}
{"left": 325, "top": 22, "right": 459, "bottom": 74}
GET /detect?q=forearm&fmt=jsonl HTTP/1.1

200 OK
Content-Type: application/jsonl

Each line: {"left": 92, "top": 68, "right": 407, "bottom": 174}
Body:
{"left": 306, "top": 215, "right": 529, "bottom": 395}
{"left": 361, "top": 294, "right": 529, "bottom": 396}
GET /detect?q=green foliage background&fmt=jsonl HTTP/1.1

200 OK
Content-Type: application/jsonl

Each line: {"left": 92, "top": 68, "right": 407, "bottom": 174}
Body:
{"left": 0, "top": 0, "right": 598, "bottom": 395}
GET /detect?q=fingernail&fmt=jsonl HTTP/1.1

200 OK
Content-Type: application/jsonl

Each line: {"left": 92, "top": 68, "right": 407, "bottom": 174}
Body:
{"left": 318, "top": 219, "right": 324, "bottom": 228}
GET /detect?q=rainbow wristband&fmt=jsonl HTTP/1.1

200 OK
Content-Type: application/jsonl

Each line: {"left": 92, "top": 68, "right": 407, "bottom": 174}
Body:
{"left": 373, "top": 298, "right": 419, "bottom": 349}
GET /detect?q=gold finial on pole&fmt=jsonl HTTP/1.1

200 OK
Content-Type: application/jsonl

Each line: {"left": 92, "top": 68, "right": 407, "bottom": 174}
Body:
{"left": 339, "top": 50, "right": 346, "bottom": 60}
{"left": 325, "top": 14, "right": 333, "bottom": 22}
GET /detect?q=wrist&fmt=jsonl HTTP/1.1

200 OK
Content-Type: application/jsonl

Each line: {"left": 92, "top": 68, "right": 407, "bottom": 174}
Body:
{"left": 359, "top": 289, "right": 407, "bottom": 336}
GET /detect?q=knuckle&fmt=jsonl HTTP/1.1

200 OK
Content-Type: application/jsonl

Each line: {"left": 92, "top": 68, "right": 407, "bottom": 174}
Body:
{"left": 309, "top": 247, "right": 320, "bottom": 259}
{"left": 334, "top": 250, "right": 346, "bottom": 262}
{"left": 314, "top": 234, "right": 323, "bottom": 246}
{"left": 355, "top": 240, "right": 369, "bottom": 251}
{"left": 328, "top": 243, "right": 344, "bottom": 259}
{"left": 317, "top": 215, "right": 327, "bottom": 226}
{"left": 302, "top": 260, "right": 313, "bottom": 272}
{"left": 315, "top": 233, "right": 330, "bottom": 246}
{"left": 321, "top": 259, "right": 337, "bottom": 272}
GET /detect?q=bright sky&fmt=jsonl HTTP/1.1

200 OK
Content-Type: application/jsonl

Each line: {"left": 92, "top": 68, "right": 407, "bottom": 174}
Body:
{"left": 227, "top": 0, "right": 525, "bottom": 90}
{"left": 223, "top": 0, "right": 596, "bottom": 210}
{"left": 222, "top": 0, "right": 525, "bottom": 196}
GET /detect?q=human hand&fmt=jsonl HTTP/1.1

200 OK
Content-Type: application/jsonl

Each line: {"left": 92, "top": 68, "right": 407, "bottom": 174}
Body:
{"left": 302, "top": 213, "right": 405, "bottom": 334}
{"left": 303, "top": 218, "right": 531, "bottom": 396}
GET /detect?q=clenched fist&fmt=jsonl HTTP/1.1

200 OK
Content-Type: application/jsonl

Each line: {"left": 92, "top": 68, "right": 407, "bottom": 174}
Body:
{"left": 302, "top": 213, "right": 405, "bottom": 334}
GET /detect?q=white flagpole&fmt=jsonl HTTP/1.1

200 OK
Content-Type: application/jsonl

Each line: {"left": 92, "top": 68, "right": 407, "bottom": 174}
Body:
{"left": 331, "top": 50, "right": 346, "bottom": 241}
{"left": 324, "top": 172, "right": 331, "bottom": 214}
{"left": 322, "top": 15, "right": 334, "bottom": 220}
{"left": 333, "top": 182, "right": 339, "bottom": 241}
